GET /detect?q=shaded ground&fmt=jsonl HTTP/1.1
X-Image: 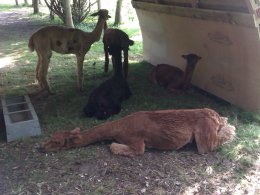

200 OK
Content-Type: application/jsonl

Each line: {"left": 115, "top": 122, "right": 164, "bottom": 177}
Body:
{"left": 0, "top": 7, "right": 259, "bottom": 195}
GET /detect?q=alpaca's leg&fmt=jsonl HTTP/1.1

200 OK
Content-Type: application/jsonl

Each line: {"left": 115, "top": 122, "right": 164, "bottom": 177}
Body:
{"left": 76, "top": 55, "right": 85, "bottom": 91}
{"left": 110, "top": 139, "right": 145, "bottom": 157}
{"left": 35, "top": 53, "right": 41, "bottom": 82}
{"left": 38, "top": 51, "right": 52, "bottom": 93}
{"left": 123, "top": 49, "right": 128, "bottom": 78}
{"left": 167, "top": 81, "right": 183, "bottom": 91}
{"left": 104, "top": 43, "right": 109, "bottom": 73}
{"left": 149, "top": 67, "right": 158, "bottom": 85}
{"left": 112, "top": 55, "right": 115, "bottom": 74}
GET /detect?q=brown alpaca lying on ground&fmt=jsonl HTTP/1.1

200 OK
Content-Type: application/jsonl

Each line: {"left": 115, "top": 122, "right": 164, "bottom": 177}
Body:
{"left": 103, "top": 28, "right": 134, "bottom": 78}
{"left": 149, "top": 54, "right": 202, "bottom": 91}
{"left": 28, "top": 9, "right": 111, "bottom": 94}
{"left": 39, "top": 108, "right": 236, "bottom": 157}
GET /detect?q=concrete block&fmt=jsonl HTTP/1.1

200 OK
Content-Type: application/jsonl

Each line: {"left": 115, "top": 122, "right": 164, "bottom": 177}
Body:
{"left": 1, "top": 95, "right": 41, "bottom": 142}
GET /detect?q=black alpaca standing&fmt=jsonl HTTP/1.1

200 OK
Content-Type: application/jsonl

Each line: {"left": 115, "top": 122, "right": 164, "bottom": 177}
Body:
{"left": 103, "top": 28, "right": 134, "bottom": 78}
{"left": 84, "top": 44, "right": 132, "bottom": 120}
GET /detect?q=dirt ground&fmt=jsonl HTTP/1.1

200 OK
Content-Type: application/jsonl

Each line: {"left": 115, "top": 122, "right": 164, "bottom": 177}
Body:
{"left": 0, "top": 7, "right": 259, "bottom": 195}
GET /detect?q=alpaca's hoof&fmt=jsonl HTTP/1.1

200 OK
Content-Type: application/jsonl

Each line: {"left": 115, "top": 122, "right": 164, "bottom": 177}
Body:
{"left": 29, "top": 89, "right": 51, "bottom": 99}
{"left": 103, "top": 72, "right": 110, "bottom": 78}
{"left": 40, "top": 86, "right": 54, "bottom": 95}
{"left": 42, "top": 87, "right": 54, "bottom": 96}
{"left": 78, "top": 87, "right": 84, "bottom": 93}
{"left": 47, "top": 90, "right": 55, "bottom": 95}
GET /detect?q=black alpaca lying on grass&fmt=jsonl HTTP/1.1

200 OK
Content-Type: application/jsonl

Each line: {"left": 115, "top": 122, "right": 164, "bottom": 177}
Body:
{"left": 83, "top": 44, "right": 132, "bottom": 120}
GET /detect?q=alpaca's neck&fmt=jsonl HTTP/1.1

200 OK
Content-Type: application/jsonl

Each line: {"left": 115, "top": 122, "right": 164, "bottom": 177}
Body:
{"left": 183, "top": 62, "right": 196, "bottom": 85}
{"left": 113, "top": 51, "right": 123, "bottom": 78}
{"left": 78, "top": 120, "right": 121, "bottom": 147}
{"left": 90, "top": 17, "right": 106, "bottom": 42}
{"left": 103, "top": 20, "right": 108, "bottom": 30}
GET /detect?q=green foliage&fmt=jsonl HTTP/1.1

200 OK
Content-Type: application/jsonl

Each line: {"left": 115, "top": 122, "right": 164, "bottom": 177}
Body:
{"left": 0, "top": 4, "right": 14, "bottom": 11}
{"left": 44, "top": 0, "right": 97, "bottom": 25}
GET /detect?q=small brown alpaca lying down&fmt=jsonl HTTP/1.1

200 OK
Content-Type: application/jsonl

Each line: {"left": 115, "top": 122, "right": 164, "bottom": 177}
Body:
{"left": 39, "top": 108, "right": 236, "bottom": 157}
{"left": 149, "top": 54, "right": 202, "bottom": 91}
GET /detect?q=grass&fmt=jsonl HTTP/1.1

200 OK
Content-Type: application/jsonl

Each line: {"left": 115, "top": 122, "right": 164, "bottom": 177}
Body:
{"left": 0, "top": 0, "right": 257, "bottom": 153}
{"left": 0, "top": 4, "right": 259, "bottom": 194}
{"left": 0, "top": 4, "right": 13, "bottom": 11}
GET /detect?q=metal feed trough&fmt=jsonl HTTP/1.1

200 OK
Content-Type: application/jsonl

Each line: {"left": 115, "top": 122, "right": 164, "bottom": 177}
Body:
{"left": 1, "top": 95, "right": 41, "bottom": 142}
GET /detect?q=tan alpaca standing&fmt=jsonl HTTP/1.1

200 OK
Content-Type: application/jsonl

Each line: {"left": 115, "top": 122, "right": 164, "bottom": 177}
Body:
{"left": 39, "top": 108, "right": 235, "bottom": 157}
{"left": 149, "top": 54, "right": 202, "bottom": 91}
{"left": 28, "top": 9, "right": 111, "bottom": 93}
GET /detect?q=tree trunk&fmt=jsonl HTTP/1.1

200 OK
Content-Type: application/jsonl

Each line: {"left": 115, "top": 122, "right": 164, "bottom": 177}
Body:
{"left": 49, "top": 0, "right": 54, "bottom": 20}
{"left": 114, "top": 0, "right": 123, "bottom": 26}
{"left": 24, "top": 0, "right": 28, "bottom": 5}
{"left": 15, "top": 0, "right": 19, "bottom": 6}
{"left": 97, "top": 0, "right": 101, "bottom": 10}
{"left": 63, "top": 0, "right": 74, "bottom": 28}
{"left": 33, "top": 0, "right": 39, "bottom": 14}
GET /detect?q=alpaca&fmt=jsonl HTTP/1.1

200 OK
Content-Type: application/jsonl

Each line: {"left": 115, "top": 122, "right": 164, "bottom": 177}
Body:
{"left": 39, "top": 108, "right": 236, "bottom": 156}
{"left": 28, "top": 9, "right": 111, "bottom": 94}
{"left": 103, "top": 28, "right": 134, "bottom": 78}
{"left": 83, "top": 44, "right": 131, "bottom": 120}
{"left": 149, "top": 54, "right": 202, "bottom": 91}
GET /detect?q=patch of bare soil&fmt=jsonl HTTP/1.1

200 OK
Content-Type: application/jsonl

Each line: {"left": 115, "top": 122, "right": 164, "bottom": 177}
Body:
{"left": 1, "top": 138, "right": 259, "bottom": 194}
{"left": 0, "top": 8, "right": 42, "bottom": 42}
{"left": 0, "top": 7, "right": 259, "bottom": 195}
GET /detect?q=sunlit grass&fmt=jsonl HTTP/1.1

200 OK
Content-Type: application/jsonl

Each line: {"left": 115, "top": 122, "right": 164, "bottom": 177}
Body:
{"left": 0, "top": 4, "right": 16, "bottom": 11}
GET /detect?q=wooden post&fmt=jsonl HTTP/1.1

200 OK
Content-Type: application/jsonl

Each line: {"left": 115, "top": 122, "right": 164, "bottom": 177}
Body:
{"left": 64, "top": 0, "right": 74, "bottom": 28}
{"left": 33, "top": 0, "right": 39, "bottom": 14}
{"left": 244, "top": 0, "right": 260, "bottom": 24}
{"left": 245, "top": 0, "right": 260, "bottom": 15}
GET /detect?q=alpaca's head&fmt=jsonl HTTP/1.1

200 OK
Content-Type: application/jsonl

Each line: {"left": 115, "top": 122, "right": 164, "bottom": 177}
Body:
{"left": 39, "top": 128, "right": 82, "bottom": 152}
{"left": 95, "top": 106, "right": 121, "bottom": 120}
{"left": 217, "top": 117, "right": 236, "bottom": 145}
{"left": 119, "top": 38, "right": 134, "bottom": 50}
{"left": 182, "top": 53, "right": 202, "bottom": 69}
{"left": 95, "top": 99, "right": 121, "bottom": 120}
{"left": 128, "top": 39, "right": 134, "bottom": 46}
{"left": 91, "top": 9, "right": 111, "bottom": 20}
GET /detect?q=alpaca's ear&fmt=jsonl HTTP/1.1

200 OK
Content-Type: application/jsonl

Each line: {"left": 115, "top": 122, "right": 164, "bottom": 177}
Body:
{"left": 182, "top": 55, "right": 187, "bottom": 59}
{"left": 71, "top": 127, "right": 81, "bottom": 134}
{"left": 69, "top": 134, "right": 82, "bottom": 145}
{"left": 90, "top": 11, "right": 99, "bottom": 17}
